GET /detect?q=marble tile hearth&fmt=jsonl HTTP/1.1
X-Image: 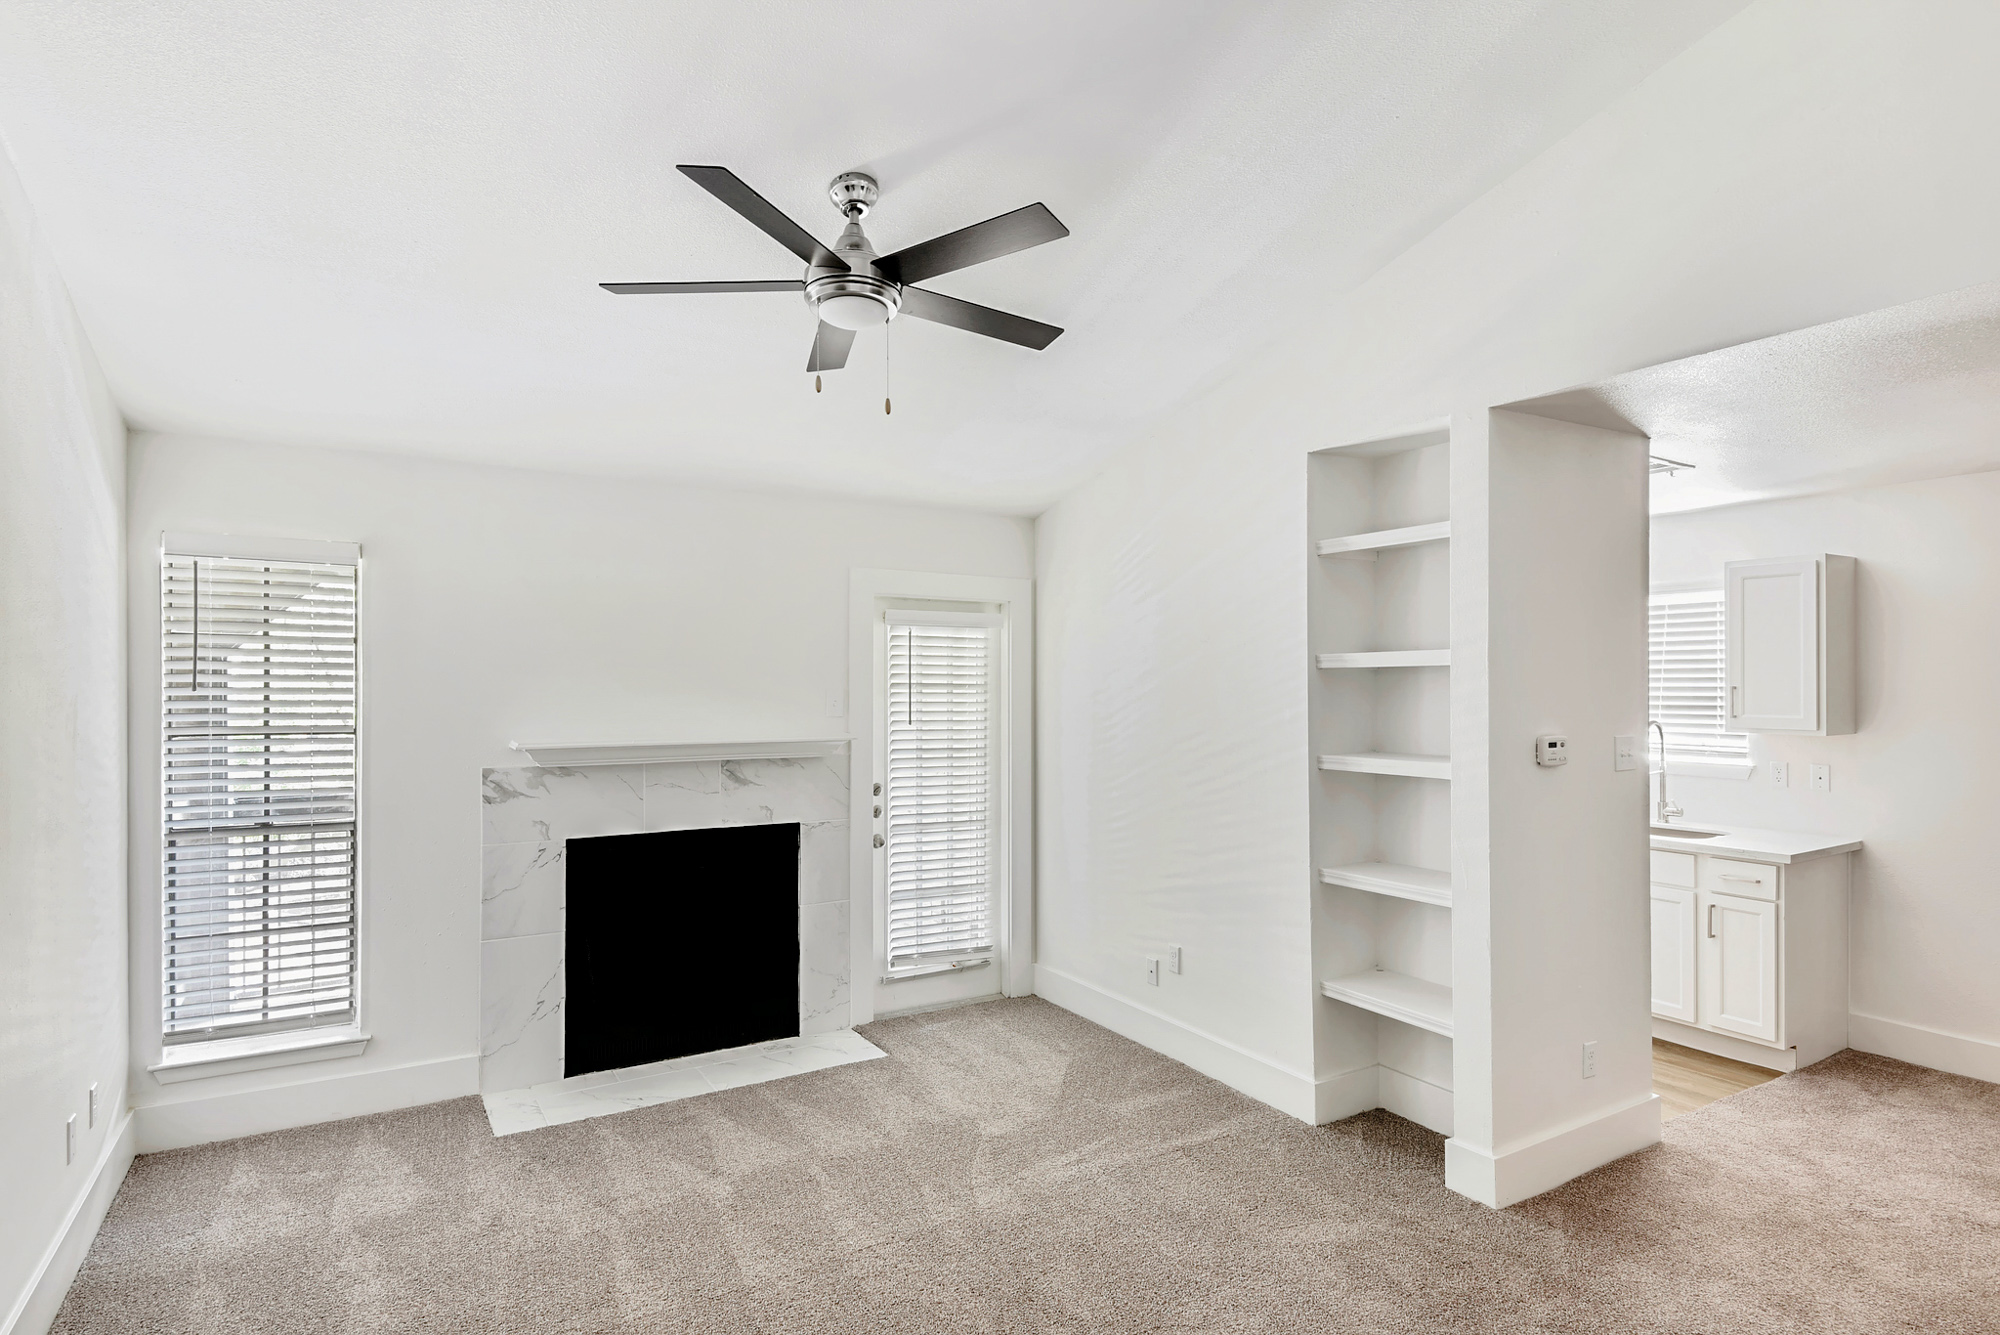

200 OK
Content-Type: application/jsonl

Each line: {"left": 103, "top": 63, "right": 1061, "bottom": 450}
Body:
{"left": 482, "top": 1030, "right": 885, "bottom": 1135}
{"left": 479, "top": 751, "right": 852, "bottom": 1095}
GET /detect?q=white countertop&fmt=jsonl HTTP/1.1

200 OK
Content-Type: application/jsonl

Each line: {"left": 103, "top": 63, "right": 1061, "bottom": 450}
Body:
{"left": 1649, "top": 822, "right": 1861, "bottom": 864}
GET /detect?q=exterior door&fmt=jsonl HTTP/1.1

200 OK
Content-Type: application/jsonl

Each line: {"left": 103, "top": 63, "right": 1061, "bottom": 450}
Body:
{"left": 1650, "top": 884, "right": 1698, "bottom": 1023}
{"left": 1698, "top": 890, "right": 1780, "bottom": 1042}
{"left": 1725, "top": 556, "right": 1818, "bottom": 732}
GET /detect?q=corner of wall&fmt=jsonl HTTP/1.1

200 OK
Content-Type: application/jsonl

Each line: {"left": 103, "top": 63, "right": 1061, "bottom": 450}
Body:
{"left": 0, "top": 1114, "right": 135, "bottom": 1335}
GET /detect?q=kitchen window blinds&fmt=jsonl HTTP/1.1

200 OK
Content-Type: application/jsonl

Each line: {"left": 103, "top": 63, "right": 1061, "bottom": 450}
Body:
{"left": 1648, "top": 591, "right": 1750, "bottom": 762}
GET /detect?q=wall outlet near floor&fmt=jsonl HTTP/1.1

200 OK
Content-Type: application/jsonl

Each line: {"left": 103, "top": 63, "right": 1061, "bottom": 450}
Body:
{"left": 1810, "top": 763, "right": 1832, "bottom": 792}
{"left": 1145, "top": 957, "right": 1160, "bottom": 986}
{"left": 1770, "top": 761, "right": 1789, "bottom": 788}
{"left": 1613, "top": 735, "right": 1638, "bottom": 771}
{"left": 1581, "top": 1041, "right": 1598, "bottom": 1079}
{"left": 1166, "top": 945, "right": 1182, "bottom": 975}
{"left": 65, "top": 1113, "right": 76, "bottom": 1165}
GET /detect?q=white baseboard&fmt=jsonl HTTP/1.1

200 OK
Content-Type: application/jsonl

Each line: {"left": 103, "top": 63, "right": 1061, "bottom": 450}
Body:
{"left": 1652, "top": 1017, "right": 1797, "bottom": 1072}
{"left": 1849, "top": 1012, "right": 2000, "bottom": 1085}
{"left": 2, "top": 1113, "right": 135, "bottom": 1335}
{"left": 1378, "top": 1066, "right": 1454, "bottom": 1136}
{"left": 1033, "top": 965, "right": 1320, "bottom": 1123}
{"left": 1444, "top": 1092, "right": 1660, "bottom": 1208}
{"left": 1315, "top": 1063, "right": 1378, "bottom": 1124}
{"left": 135, "top": 1053, "right": 479, "bottom": 1153}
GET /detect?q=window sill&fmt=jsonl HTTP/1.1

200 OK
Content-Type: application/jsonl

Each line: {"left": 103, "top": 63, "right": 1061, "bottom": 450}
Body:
{"left": 149, "top": 1027, "right": 370, "bottom": 1085}
{"left": 1665, "top": 758, "right": 1755, "bottom": 781}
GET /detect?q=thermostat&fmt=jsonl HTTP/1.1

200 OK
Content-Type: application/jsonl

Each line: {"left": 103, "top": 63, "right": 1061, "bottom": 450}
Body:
{"left": 1535, "top": 735, "right": 1569, "bottom": 767}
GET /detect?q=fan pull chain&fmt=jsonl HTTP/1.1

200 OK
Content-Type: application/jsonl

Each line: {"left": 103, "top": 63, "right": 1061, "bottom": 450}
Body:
{"left": 884, "top": 320, "right": 892, "bottom": 415}
{"left": 813, "top": 320, "right": 822, "bottom": 393}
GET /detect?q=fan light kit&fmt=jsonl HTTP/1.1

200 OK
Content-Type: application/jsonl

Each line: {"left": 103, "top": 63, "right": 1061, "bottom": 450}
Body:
{"left": 602, "top": 166, "right": 1069, "bottom": 411}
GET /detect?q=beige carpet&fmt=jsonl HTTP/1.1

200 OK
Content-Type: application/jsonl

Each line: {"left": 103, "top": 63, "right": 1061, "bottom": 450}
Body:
{"left": 55, "top": 998, "right": 2000, "bottom": 1334}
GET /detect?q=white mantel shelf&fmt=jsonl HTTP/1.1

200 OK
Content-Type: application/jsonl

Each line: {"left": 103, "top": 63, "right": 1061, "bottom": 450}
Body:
{"left": 508, "top": 738, "right": 851, "bottom": 767}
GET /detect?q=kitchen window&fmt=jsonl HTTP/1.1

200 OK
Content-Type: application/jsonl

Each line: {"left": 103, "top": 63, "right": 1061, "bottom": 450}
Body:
{"left": 1648, "top": 589, "right": 1750, "bottom": 764}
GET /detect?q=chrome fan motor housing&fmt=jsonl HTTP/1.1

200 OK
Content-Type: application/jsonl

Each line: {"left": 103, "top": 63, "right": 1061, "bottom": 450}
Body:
{"left": 805, "top": 270, "right": 902, "bottom": 328}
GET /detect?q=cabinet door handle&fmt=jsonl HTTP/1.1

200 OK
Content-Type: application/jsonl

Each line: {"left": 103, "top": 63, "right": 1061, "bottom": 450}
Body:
{"left": 1707, "top": 904, "right": 1718, "bottom": 938}
{"left": 1730, "top": 685, "right": 1739, "bottom": 718}
{"left": 1720, "top": 874, "right": 1759, "bottom": 883}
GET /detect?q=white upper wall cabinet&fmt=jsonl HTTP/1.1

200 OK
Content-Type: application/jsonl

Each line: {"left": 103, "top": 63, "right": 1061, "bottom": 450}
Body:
{"left": 1724, "top": 554, "right": 1856, "bottom": 735}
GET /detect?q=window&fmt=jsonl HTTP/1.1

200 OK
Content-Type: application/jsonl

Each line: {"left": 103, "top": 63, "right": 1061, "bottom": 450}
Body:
{"left": 161, "top": 543, "right": 359, "bottom": 1044}
{"left": 882, "top": 611, "right": 1001, "bottom": 971}
{"left": 1648, "top": 589, "right": 1749, "bottom": 762}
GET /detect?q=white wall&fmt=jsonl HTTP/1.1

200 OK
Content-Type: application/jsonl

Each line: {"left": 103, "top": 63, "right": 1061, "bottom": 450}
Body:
{"left": 1036, "top": 0, "right": 2000, "bottom": 1116}
{"left": 125, "top": 434, "right": 1033, "bottom": 1147}
{"left": 0, "top": 152, "right": 130, "bottom": 1334}
{"left": 1447, "top": 411, "right": 1655, "bottom": 1206}
{"left": 1653, "top": 470, "right": 2000, "bottom": 1081}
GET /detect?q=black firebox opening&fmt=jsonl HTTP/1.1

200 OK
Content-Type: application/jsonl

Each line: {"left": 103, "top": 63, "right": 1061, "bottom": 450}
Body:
{"left": 564, "top": 823, "right": 800, "bottom": 1078}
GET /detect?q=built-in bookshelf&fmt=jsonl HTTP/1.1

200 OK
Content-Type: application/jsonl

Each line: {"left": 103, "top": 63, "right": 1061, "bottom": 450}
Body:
{"left": 1307, "top": 421, "right": 1455, "bottom": 1134}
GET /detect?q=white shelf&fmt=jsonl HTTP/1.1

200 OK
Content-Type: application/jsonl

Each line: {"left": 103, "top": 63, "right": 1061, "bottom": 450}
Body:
{"left": 1317, "top": 751, "right": 1451, "bottom": 780}
{"left": 1319, "top": 862, "right": 1453, "bottom": 908}
{"left": 1321, "top": 969, "right": 1454, "bottom": 1038}
{"left": 508, "top": 737, "right": 849, "bottom": 766}
{"left": 1316, "top": 649, "right": 1450, "bottom": 670}
{"left": 1315, "top": 521, "right": 1450, "bottom": 561}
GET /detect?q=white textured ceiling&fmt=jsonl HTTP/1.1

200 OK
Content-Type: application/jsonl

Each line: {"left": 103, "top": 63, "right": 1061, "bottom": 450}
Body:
{"left": 1513, "top": 281, "right": 2000, "bottom": 515}
{"left": 0, "top": 0, "right": 1748, "bottom": 512}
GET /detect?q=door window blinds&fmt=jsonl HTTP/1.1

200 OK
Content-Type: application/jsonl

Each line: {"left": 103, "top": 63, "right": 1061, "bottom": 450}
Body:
{"left": 1648, "top": 591, "right": 1750, "bottom": 761}
{"left": 162, "top": 551, "right": 359, "bottom": 1042}
{"left": 883, "top": 614, "right": 1000, "bottom": 968}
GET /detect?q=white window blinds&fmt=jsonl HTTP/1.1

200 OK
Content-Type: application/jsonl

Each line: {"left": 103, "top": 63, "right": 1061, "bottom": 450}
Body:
{"left": 1649, "top": 591, "right": 1750, "bottom": 761}
{"left": 883, "top": 614, "right": 1000, "bottom": 968}
{"left": 161, "top": 550, "right": 359, "bottom": 1043}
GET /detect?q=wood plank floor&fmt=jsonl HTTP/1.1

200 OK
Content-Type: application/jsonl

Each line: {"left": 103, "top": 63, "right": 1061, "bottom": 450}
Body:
{"left": 1653, "top": 1038, "right": 1780, "bottom": 1119}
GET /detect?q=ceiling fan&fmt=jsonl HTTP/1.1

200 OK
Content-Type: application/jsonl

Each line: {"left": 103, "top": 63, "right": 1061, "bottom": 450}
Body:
{"left": 602, "top": 166, "right": 1069, "bottom": 383}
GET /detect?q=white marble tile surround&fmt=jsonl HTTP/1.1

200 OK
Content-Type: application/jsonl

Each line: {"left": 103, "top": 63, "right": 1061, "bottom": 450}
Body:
{"left": 480, "top": 753, "right": 851, "bottom": 1094}
{"left": 482, "top": 1030, "right": 886, "bottom": 1136}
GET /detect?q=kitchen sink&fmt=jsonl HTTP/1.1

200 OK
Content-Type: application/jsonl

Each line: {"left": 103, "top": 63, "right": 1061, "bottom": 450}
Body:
{"left": 1650, "top": 825, "right": 1724, "bottom": 839}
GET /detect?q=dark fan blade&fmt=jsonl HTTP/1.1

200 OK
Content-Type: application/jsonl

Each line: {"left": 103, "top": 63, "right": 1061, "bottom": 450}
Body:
{"left": 600, "top": 280, "right": 804, "bottom": 294}
{"left": 898, "top": 286, "right": 1063, "bottom": 350}
{"left": 677, "top": 165, "right": 846, "bottom": 271}
{"left": 873, "top": 203, "right": 1068, "bottom": 285}
{"left": 807, "top": 322, "right": 856, "bottom": 372}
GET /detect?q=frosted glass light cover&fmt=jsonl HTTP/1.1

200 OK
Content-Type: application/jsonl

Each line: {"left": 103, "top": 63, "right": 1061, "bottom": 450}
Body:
{"left": 818, "top": 294, "right": 889, "bottom": 330}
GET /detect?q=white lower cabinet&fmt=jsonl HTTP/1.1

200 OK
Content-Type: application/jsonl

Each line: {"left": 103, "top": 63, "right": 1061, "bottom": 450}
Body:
{"left": 1697, "top": 890, "right": 1779, "bottom": 1042}
{"left": 1649, "top": 885, "right": 1698, "bottom": 1024}
{"left": 1648, "top": 847, "right": 1852, "bottom": 1069}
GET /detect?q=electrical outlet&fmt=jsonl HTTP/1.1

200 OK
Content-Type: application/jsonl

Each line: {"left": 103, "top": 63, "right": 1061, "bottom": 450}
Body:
{"left": 1167, "top": 945, "right": 1182, "bottom": 975}
{"left": 1613, "top": 735, "right": 1638, "bottom": 771}
{"left": 65, "top": 1114, "right": 76, "bottom": 1165}
{"left": 1145, "top": 957, "right": 1161, "bottom": 986}
{"left": 1770, "top": 761, "right": 1789, "bottom": 788}
{"left": 88, "top": 1083, "right": 98, "bottom": 1129}
{"left": 1810, "top": 763, "right": 1831, "bottom": 792}
{"left": 1581, "top": 1041, "right": 1598, "bottom": 1079}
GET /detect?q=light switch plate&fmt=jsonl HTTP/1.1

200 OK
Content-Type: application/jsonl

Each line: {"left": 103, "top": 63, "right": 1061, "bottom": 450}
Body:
{"left": 1810, "top": 763, "right": 1831, "bottom": 792}
{"left": 1613, "top": 736, "right": 1637, "bottom": 771}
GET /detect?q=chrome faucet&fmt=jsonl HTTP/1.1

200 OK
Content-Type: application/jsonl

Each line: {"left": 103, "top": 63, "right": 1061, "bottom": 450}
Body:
{"left": 1649, "top": 720, "right": 1683, "bottom": 824}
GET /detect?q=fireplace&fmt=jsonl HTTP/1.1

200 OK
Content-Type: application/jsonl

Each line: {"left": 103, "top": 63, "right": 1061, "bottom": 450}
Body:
{"left": 564, "top": 824, "right": 801, "bottom": 1076}
{"left": 479, "top": 746, "right": 850, "bottom": 1094}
